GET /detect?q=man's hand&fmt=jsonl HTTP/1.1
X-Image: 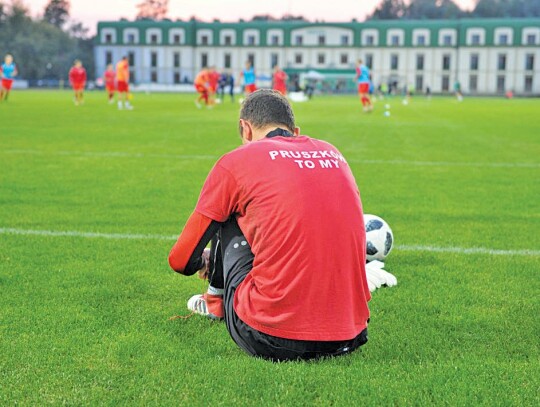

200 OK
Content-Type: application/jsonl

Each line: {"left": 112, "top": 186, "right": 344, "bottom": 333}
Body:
{"left": 365, "top": 260, "right": 397, "bottom": 292}
{"left": 197, "top": 248, "right": 211, "bottom": 280}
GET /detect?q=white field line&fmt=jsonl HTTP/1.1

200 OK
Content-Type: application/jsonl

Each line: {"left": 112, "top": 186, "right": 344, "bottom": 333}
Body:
{"left": 1, "top": 227, "right": 539, "bottom": 257}
{"left": 2, "top": 149, "right": 539, "bottom": 168}
{"left": 2, "top": 149, "right": 217, "bottom": 161}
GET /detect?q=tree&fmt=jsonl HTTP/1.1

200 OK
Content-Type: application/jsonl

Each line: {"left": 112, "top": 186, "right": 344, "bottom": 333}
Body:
{"left": 406, "top": 0, "right": 463, "bottom": 19}
{"left": 136, "top": 0, "right": 169, "bottom": 20}
{"left": 472, "top": 0, "right": 540, "bottom": 17}
{"left": 43, "top": 0, "right": 70, "bottom": 28}
{"left": 369, "top": 0, "right": 406, "bottom": 19}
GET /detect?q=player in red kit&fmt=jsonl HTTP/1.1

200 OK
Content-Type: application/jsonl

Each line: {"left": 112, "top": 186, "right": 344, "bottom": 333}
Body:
{"left": 168, "top": 90, "right": 371, "bottom": 361}
{"left": 103, "top": 64, "right": 116, "bottom": 104}
{"left": 272, "top": 65, "right": 288, "bottom": 95}
{"left": 68, "top": 60, "right": 87, "bottom": 106}
{"left": 207, "top": 66, "right": 220, "bottom": 106}
{"left": 194, "top": 67, "right": 210, "bottom": 108}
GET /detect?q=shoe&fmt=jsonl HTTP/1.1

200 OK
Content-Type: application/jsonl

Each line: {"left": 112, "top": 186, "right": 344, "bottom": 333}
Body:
{"left": 187, "top": 293, "right": 224, "bottom": 320}
{"left": 195, "top": 101, "right": 202, "bottom": 109}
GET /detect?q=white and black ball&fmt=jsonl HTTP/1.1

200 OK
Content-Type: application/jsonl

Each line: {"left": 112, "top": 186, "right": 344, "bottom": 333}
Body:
{"left": 364, "top": 214, "right": 394, "bottom": 262}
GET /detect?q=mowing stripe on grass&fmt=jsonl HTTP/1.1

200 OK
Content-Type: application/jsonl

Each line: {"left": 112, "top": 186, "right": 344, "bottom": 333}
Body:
{"left": 2, "top": 227, "right": 539, "bottom": 257}
{"left": 0, "top": 227, "right": 176, "bottom": 241}
{"left": 3, "top": 149, "right": 539, "bottom": 168}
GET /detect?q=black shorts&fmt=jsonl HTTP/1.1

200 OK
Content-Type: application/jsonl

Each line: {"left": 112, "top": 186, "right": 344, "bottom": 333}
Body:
{"left": 216, "top": 218, "right": 368, "bottom": 362}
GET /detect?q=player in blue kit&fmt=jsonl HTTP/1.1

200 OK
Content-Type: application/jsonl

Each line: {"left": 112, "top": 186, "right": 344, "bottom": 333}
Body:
{"left": 240, "top": 60, "right": 257, "bottom": 97}
{"left": 355, "top": 59, "right": 373, "bottom": 112}
{"left": 1, "top": 54, "right": 18, "bottom": 102}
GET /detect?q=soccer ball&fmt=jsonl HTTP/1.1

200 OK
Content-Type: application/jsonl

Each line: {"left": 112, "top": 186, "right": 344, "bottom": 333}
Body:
{"left": 364, "top": 214, "right": 394, "bottom": 262}
{"left": 384, "top": 111, "right": 391, "bottom": 117}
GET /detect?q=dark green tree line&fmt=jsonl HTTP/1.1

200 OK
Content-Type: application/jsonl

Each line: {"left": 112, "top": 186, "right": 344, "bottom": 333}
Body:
{"left": 369, "top": 0, "right": 540, "bottom": 19}
{"left": 0, "top": 0, "right": 94, "bottom": 81}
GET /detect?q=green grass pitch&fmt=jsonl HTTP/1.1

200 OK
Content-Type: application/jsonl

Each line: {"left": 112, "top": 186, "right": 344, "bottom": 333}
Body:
{"left": 1, "top": 91, "right": 539, "bottom": 405}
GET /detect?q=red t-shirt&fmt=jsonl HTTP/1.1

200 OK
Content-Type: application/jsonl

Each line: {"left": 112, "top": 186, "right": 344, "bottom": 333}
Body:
{"left": 208, "top": 71, "right": 220, "bottom": 88}
{"left": 273, "top": 71, "right": 287, "bottom": 89}
{"left": 195, "top": 135, "right": 370, "bottom": 341}
{"left": 69, "top": 67, "right": 86, "bottom": 84}
{"left": 104, "top": 70, "right": 115, "bottom": 86}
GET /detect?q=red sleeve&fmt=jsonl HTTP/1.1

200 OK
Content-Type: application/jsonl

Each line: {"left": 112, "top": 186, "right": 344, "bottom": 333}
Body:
{"left": 195, "top": 161, "right": 239, "bottom": 222}
{"left": 168, "top": 211, "right": 213, "bottom": 274}
{"left": 82, "top": 69, "right": 87, "bottom": 82}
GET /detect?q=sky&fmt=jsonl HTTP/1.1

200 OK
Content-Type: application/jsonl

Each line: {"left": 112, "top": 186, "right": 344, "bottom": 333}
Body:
{"left": 23, "top": 0, "right": 478, "bottom": 35}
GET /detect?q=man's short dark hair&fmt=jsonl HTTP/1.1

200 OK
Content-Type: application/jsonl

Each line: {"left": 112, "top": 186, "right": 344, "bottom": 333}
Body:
{"left": 240, "top": 89, "right": 295, "bottom": 133}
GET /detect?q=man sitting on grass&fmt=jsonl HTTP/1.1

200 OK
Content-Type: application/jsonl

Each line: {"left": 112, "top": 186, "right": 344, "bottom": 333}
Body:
{"left": 169, "top": 89, "right": 371, "bottom": 361}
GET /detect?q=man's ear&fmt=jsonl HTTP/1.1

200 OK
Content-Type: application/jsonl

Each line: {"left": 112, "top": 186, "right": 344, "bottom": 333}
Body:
{"left": 294, "top": 126, "right": 300, "bottom": 136}
{"left": 240, "top": 119, "right": 253, "bottom": 144}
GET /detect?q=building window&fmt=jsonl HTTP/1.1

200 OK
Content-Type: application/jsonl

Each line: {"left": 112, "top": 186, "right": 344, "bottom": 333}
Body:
{"left": 174, "top": 72, "right": 181, "bottom": 84}
{"left": 442, "top": 54, "right": 451, "bottom": 71}
{"left": 498, "top": 54, "right": 506, "bottom": 71}
{"left": 365, "top": 35, "right": 374, "bottom": 46}
{"left": 127, "top": 33, "right": 136, "bottom": 44}
{"left": 129, "top": 70, "right": 136, "bottom": 83}
{"left": 105, "top": 51, "right": 113, "bottom": 65}
{"left": 105, "top": 34, "right": 112, "bottom": 44}
{"left": 201, "top": 53, "right": 208, "bottom": 68}
{"left": 416, "top": 54, "right": 424, "bottom": 71}
{"left": 151, "top": 71, "right": 158, "bottom": 83}
{"left": 271, "top": 35, "right": 279, "bottom": 45}
{"left": 150, "top": 34, "right": 158, "bottom": 44}
{"left": 128, "top": 52, "right": 135, "bottom": 67}
{"left": 525, "top": 54, "right": 534, "bottom": 70}
{"left": 317, "top": 53, "right": 325, "bottom": 64}
{"left": 471, "top": 34, "right": 480, "bottom": 45}
{"left": 224, "top": 35, "right": 232, "bottom": 45}
{"left": 415, "top": 75, "right": 423, "bottom": 91}
{"left": 247, "top": 35, "right": 256, "bottom": 45}
{"left": 295, "top": 53, "right": 302, "bottom": 64}
{"left": 391, "top": 35, "right": 400, "bottom": 46}
{"left": 150, "top": 52, "right": 158, "bottom": 68}
{"left": 469, "top": 75, "right": 478, "bottom": 92}
{"left": 341, "top": 35, "right": 349, "bottom": 46}
{"left": 498, "top": 34, "right": 508, "bottom": 45}
{"left": 201, "top": 35, "right": 209, "bottom": 45}
{"left": 526, "top": 34, "right": 536, "bottom": 45}
{"left": 271, "top": 53, "right": 278, "bottom": 68}
{"left": 295, "top": 35, "right": 303, "bottom": 46}
{"left": 497, "top": 75, "right": 505, "bottom": 93}
{"left": 173, "top": 52, "right": 180, "bottom": 68}
{"left": 417, "top": 35, "right": 426, "bottom": 46}
{"left": 390, "top": 54, "right": 398, "bottom": 70}
{"left": 470, "top": 53, "right": 479, "bottom": 70}
{"left": 443, "top": 35, "right": 452, "bottom": 46}
{"left": 318, "top": 35, "right": 326, "bottom": 45}
{"left": 173, "top": 34, "right": 181, "bottom": 44}
{"left": 247, "top": 53, "right": 255, "bottom": 66}
{"left": 442, "top": 75, "right": 450, "bottom": 91}
{"left": 365, "top": 54, "right": 373, "bottom": 69}
{"left": 524, "top": 75, "right": 533, "bottom": 92}
{"left": 340, "top": 53, "right": 348, "bottom": 64}
{"left": 224, "top": 53, "right": 231, "bottom": 69}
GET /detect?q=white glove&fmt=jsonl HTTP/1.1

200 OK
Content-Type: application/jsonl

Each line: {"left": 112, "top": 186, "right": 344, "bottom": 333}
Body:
{"left": 365, "top": 260, "right": 397, "bottom": 292}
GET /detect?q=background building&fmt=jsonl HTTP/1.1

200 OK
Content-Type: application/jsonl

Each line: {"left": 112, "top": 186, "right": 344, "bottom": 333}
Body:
{"left": 95, "top": 18, "right": 540, "bottom": 95}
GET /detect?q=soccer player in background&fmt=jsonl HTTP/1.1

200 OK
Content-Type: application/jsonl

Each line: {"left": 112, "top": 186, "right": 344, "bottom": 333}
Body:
{"left": 0, "top": 54, "right": 17, "bottom": 102}
{"left": 168, "top": 89, "right": 371, "bottom": 361}
{"left": 207, "top": 66, "right": 220, "bottom": 106}
{"left": 103, "top": 64, "right": 116, "bottom": 104}
{"left": 356, "top": 59, "right": 373, "bottom": 112}
{"left": 454, "top": 80, "right": 463, "bottom": 102}
{"left": 240, "top": 60, "right": 257, "bottom": 98}
{"left": 272, "top": 65, "right": 288, "bottom": 96}
{"left": 116, "top": 56, "right": 133, "bottom": 110}
{"left": 68, "top": 60, "right": 87, "bottom": 106}
{"left": 194, "top": 67, "right": 210, "bottom": 108}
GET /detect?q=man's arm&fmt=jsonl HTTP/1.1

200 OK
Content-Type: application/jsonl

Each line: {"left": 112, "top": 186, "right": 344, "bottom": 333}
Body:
{"left": 168, "top": 211, "right": 220, "bottom": 275}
